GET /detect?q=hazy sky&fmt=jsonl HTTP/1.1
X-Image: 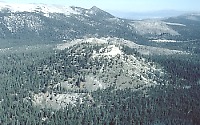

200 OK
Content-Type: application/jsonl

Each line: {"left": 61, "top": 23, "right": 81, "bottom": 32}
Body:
{"left": 2, "top": 0, "right": 200, "bottom": 12}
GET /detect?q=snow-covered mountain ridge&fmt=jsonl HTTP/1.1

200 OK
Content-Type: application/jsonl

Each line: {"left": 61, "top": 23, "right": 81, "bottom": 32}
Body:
{"left": 0, "top": 2, "right": 113, "bottom": 18}
{"left": 0, "top": 2, "right": 200, "bottom": 54}
{"left": 0, "top": 2, "right": 82, "bottom": 17}
{"left": 0, "top": 2, "right": 137, "bottom": 43}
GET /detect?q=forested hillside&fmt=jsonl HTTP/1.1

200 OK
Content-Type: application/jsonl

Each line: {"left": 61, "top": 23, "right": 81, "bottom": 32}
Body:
{"left": 0, "top": 2, "right": 200, "bottom": 125}
{"left": 0, "top": 37, "right": 199, "bottom": 124}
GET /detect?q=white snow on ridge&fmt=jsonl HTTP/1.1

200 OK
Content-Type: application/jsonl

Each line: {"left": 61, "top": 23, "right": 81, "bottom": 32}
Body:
{"left": 151, "top": 39, "right": 177, "bottom": 43}
{"left": 165, "top": 22, "right": 186, "bottom": 26}
{"left": 0, "top": 2, "right": 80, "bottom": 17}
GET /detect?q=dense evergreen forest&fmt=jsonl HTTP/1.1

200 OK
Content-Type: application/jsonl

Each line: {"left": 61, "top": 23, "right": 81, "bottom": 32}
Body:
{"left": 0, "top": 3, "right": 200, "bottom": 125}
{"left": 0, "top": 41, "right": 200, "bottom": 125}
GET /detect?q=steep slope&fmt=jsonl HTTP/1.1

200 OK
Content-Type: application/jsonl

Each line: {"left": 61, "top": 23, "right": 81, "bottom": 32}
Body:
{"left": 30, "top": 37, "right": 177, "bottom": 109}
{"left": 0, "top": 2, "right": 144, "bottom": 45}
{"left": 0, "top": 2, "right": 113, "bottom": 18}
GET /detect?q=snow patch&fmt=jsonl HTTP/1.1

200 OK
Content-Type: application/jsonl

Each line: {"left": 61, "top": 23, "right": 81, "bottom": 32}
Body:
{"left": 0, "top": 2, "right": 81, "bottom": 17}
{"left": 151, "top": 39, "right": 177, "bottom": 43}
{"left": 165, "top": 22, "right": 186, "bottom": 26}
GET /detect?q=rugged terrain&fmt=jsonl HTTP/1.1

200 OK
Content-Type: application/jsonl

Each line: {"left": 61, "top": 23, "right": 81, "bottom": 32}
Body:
{"left": 0, "top": 2, "right": 200, "bottom": 125}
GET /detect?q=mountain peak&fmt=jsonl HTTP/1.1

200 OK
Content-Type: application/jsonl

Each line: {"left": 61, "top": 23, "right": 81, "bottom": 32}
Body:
{"left": 90, "top": 6, "right": 101, "bottom": 11}
{"left": 89, "top": 6, "right": 114, "bottom": 18}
